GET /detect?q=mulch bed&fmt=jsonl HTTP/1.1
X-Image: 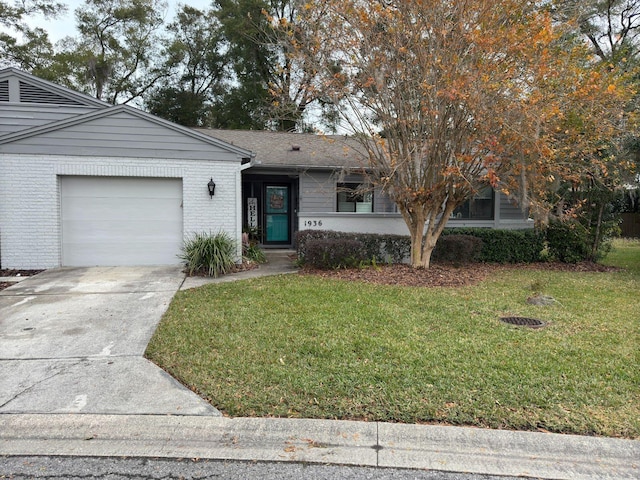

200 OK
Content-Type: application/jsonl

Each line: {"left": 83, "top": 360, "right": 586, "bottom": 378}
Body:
{"left": 0, "top": 269, "right": 44, "bottom": 292}
{"left": 0, "top": 269, "right": 43, "bottom": 277}
{"left": 183, "top": 260, "right": 261, "bottom": 278}
{"left": 300, "top": 261, "right": 619, "bottom": 288}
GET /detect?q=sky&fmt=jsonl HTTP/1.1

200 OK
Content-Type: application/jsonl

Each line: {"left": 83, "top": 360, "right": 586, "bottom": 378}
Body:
{"left": 28, "top": 0, "right": 211, "bottom": 42}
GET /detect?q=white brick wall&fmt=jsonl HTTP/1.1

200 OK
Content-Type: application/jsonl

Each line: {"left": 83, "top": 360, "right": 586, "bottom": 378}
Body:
{"left": 0, "top": 154, "right": 242, "bottom": 269}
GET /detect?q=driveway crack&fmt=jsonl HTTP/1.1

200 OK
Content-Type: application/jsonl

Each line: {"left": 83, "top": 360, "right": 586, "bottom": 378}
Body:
{"left": 0, "top": 359, "right": 84, "bottom": 409}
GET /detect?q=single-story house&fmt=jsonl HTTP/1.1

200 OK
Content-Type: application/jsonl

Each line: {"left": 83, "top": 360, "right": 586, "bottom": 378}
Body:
{"left": 196, "top": 129, "right": 532, "bottom": 248}
{"left": 0, "top": 68, "right": 531, "bottom": 269}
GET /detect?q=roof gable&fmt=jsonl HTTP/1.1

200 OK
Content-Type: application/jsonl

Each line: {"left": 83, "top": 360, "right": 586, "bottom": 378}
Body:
{"left": 0, "top": 68, "right": 108, "bottom": 108}
{"left": 0, "top": 105, "right": 254, "bottom": 160}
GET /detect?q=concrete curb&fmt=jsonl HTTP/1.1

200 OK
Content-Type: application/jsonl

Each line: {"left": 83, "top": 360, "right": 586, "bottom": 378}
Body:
{"left": 0, "top": 414, "right": 638, "bottom": 479}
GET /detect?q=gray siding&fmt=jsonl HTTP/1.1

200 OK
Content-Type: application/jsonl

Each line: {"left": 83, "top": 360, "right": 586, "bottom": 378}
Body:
{"left": 0, "top": 104, "right": 99, "bottom": 136}
{"left": 300, "top": 171, "right": 397, "bottom": 214}
{"left": 374, "top": 187, "right": 396, "bottom": 213}
{"left": 498, "top": 193, "right": 527, "bottom": 220}
{"left": 0, "top": 110, "right": 242, "bottom": 161}
{"left": 299, "top": 170, "right": 334, "bottom": 212}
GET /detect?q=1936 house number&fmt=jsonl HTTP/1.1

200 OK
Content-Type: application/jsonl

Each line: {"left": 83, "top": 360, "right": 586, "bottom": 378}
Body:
{"left": 303, "top": 220, "right": 323, "bottom": 227}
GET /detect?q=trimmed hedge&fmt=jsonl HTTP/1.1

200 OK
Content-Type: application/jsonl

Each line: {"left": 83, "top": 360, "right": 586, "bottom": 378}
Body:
{"left": 295, "top": 230, "right": 410, "bottom": 264}
{"left": 305, "top": 238, "right": 368, "bottom": 269}
{"left": 296, "top": 228, "right": 545, "bottom": 265}
{"left": 441, "top": 228, "right": 546, "bottom": 263}
{"left": 431, "top": 234, "right": 483, "bottom": 264}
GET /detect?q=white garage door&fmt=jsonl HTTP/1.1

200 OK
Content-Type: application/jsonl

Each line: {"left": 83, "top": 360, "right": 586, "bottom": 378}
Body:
{"left": 60, "top": 176, "right": 183, "bottom": 266}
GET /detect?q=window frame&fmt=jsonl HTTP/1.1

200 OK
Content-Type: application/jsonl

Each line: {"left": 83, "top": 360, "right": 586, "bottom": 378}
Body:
{"left": 451, "top": 188, "right": 495, "bottom": 220}
{"left": 336, "top": 182, "right": 374, "bottom": 213}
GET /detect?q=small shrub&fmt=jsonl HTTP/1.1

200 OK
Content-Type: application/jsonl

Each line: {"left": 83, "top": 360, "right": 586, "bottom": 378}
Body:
{"left": 180, "top": 231, "right": 237, "bottom": 277}
{"left": 243, "top": 243, "right": 267, "bottom": 263}
{"left": 432, "top": 234, "right": 483, "bottom": 264}
{"left": 352, "top": 233, "right": 385, "bottom": 261}
{"left": 545, "top": 220, "right": 591, "bottom": 263}
{"left": 305, "top": 238, "right": 368, "bottom": 269}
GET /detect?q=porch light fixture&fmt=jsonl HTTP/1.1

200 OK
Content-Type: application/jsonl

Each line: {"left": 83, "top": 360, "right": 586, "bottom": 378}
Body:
{"left": 207, "top": 178, "right": 216, "bottom": 197}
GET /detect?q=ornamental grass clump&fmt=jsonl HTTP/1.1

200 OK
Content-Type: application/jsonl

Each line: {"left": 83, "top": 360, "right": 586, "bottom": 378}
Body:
{"left": 180, "top": 231, "right": 236, "bottom": 277}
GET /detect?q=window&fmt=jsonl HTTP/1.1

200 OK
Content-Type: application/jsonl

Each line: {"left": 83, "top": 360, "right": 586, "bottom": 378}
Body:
{"left": 451, "top": 188, "right": 494, "bottom": 220}
{"left": 337, "top": 183, "right": 373, "bottom": 213}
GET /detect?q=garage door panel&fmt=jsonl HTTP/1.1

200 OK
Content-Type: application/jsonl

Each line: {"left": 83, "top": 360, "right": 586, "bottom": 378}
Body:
{"left": 62, "top": 176, "right": 182, "bottom": 197}
{"left": 62, "top": 198, "right": 182, "bottom": 222}
{"left": 62, "top": 242, "right": 182, "bottom": 266}
{"left": 60, "top": 176, "right": 184, "bottom": 266}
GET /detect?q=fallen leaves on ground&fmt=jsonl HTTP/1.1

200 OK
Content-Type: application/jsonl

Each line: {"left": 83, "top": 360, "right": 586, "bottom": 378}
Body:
{"left": 300, "top": 261, "right": 619, "bottom": 288}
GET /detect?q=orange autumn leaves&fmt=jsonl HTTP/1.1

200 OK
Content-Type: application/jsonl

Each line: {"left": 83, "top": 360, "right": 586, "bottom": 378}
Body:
{"left": 291, "top": 0, "right": 635, "bottom": 266}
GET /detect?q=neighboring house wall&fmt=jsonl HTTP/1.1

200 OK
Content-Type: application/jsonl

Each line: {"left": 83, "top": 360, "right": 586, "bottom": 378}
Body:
{"left": 0, "top": 69, "right": 250, "bottom": 269}
{"left": 0, "top": 154, "right": 241, "bottom": 269}
{"left": 0, "top": 109, "right": 240, "bottom": 161}
{"left": 0, "top": 104, "right": 100, "bottom": 135}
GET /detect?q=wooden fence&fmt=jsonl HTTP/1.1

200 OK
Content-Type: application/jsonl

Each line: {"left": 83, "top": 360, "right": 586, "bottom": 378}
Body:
{"left": 621, "top": 213, "right": 640, "bottom": 238}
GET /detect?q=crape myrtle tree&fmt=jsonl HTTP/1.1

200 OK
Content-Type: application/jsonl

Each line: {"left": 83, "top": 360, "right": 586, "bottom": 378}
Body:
{"left": 558, "top": 0, "right": 640, "bottom": 184}
{"left": 500, "top": 31, "right": 634, "bottom": 225}
{"left": 501, "top": 0, "right": 640, "bottom": 259}
{"left": 293, "top": 0, "right": 562, "bottom": 268}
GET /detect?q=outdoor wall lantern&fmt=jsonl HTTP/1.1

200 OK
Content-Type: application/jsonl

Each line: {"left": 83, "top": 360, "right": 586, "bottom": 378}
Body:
{"left": 207, "top": 178, "right": 216, "bottom": 197}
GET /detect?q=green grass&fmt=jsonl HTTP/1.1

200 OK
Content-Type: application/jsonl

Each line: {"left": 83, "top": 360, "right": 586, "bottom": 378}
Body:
{"left": 602, "top": 238, "right": 640, "bottom": 275}
{"left": 146, "top": 241, "right": 640, "bottom": 438}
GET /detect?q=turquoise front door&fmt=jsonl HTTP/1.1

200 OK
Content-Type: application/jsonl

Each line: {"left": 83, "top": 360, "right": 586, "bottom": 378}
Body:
{"left": 265, "top": 185, "right": 290, "bottom": 244}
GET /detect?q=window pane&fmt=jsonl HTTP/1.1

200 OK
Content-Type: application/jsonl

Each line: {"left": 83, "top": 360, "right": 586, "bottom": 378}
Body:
{"left": 452, "top": 188, "right": 494, "bottom": 220}
{"left": 337, "top": 182, "right": 373, "bottom": 213}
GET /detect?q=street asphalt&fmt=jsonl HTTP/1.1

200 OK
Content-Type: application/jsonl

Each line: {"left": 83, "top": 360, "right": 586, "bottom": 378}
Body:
{"left": 0, "top": 251, "right": 638, "bottom": 479}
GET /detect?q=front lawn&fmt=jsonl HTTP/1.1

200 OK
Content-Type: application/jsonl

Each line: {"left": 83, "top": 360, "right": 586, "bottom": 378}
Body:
{"left": 146, "top": 240, "right": 640, "bottom": 438}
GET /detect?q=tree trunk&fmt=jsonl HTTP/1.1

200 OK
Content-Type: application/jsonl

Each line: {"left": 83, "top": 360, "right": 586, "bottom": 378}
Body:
{"left": 408, "top": 218, "right": 428, "bottom": 267}
{"left": 402, "top": 203, "right": 457, "bottom": 269}
{"left": 592, "top": 201, "right": 605, "bottom": 260}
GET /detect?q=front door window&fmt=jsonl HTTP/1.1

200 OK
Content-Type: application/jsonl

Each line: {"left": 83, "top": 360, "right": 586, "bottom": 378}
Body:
{"left": 265, "top": 185, "right": 290, "bottom": 243}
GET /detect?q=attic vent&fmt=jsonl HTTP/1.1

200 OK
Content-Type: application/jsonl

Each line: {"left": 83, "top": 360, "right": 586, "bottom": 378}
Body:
{"left": 18, "top": 81, "right": 84, "bottom": 106}
{"left": 0, "top": 80, "right": 9, "bottom": 102}
{"left": 291, "top": 144, "right": 301, "bottom": 151}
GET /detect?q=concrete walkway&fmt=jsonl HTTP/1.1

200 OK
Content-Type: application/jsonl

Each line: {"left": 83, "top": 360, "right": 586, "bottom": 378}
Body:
{"left": 180, "top": 249, "right": 298, "bottom": 290}
{"left": 1, "top": 252, "right": 639, "bottom": 479}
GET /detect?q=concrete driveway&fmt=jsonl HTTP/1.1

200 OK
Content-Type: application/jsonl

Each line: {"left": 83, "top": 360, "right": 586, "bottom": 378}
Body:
{"left": 0, "top": 266, "right": 218, "bottom": 416}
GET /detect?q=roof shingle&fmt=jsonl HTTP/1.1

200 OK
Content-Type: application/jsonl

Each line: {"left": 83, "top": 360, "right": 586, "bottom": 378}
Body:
{"left": 196, "top": 129, "right": 366, "bottom": 169}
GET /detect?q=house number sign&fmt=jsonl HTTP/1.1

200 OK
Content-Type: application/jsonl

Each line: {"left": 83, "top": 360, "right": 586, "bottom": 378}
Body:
{"left": 247, "top": 198, "right": 258, "bottom": 228}
{"left": 303, "top": 220, "right": 323, "bottom": 228}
